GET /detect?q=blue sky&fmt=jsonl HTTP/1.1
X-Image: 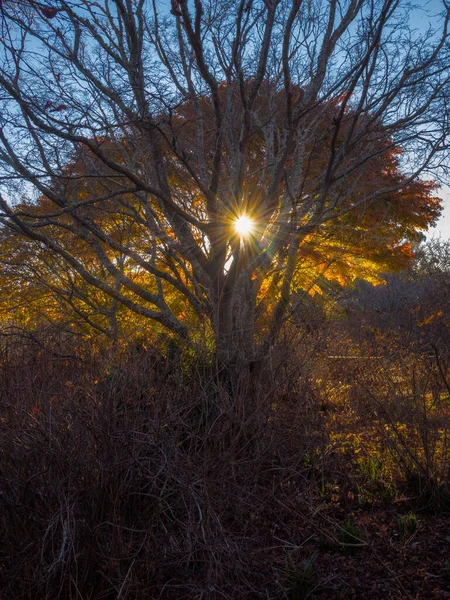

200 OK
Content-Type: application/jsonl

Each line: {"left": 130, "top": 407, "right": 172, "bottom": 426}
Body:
{"left": 429, "top": 187, "right": 450, "bottom": 239}
{"left": 408, "top": 1, "right": 450, "bottom": 239}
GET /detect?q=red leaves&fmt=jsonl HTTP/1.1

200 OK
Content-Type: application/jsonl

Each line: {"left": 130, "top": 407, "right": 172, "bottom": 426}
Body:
{"left": 51, "top": 104, "right": 67, "bottom": 112}
{"left": 41, "top": 6, "right": 59, "bottom": 19}
{"left": 43, "top": 101, "right": 67, "bottom": 112}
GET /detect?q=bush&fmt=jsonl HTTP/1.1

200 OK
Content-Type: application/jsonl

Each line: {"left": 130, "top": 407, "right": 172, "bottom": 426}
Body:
{"left": 0, "top": 333, "right": 325, "bottom": 599}
{"left": 397, "top": 513, "right": 418, "bottom": 536}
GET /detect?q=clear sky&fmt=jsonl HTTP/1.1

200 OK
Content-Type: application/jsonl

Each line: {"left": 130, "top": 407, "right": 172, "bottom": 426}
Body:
{"left": 429, "top": 187, "right": 450, "bottom": 239}
{"left": 409, "top": 1, "right": 450, "bottom": 240}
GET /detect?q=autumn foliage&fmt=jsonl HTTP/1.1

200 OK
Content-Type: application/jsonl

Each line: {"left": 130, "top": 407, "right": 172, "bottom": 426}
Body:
{"left": 0, "top": 90, "right": 441, "bottom": 341}
{"left": 1, "top": 2, "right": 450, "bottom": 596}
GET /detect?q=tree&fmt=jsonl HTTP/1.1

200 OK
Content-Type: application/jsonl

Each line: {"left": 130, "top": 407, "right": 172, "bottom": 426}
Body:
{"left": 0, "top": 0, "right": 449, "bottom": 381}
{"left": 0, "top": 122, "right": 439, "bottom": 344}
{"left": 342, "top": 238, "right": 450, "bottom": 363}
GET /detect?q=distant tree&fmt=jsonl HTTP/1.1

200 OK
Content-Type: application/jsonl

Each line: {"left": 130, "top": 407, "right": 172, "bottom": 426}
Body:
{"left": 0, "top": 0, "right": 449, "bottom": 382}
{"left": 414, "top": 237, "right": 450, "bottom": 276}
{"left": 343, "top": 238, "right": 450, "bottom": 359}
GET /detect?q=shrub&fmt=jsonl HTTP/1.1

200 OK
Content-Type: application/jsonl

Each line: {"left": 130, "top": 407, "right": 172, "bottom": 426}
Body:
{"left": 284, "top": 552, "right": 318, "bottom": 600}
{"left": 397, "top": 513, "right": 418, "bottom": 536}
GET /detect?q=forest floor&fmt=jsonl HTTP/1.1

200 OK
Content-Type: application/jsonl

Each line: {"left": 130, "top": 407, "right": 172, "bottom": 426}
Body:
{"left": 302, "top": 506, "right": 450, "bottom": 599}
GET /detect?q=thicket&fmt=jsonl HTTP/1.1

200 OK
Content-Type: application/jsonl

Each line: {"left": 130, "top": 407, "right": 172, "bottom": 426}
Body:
{"left": 1, "top": 242, "right": 450, "bottom": 599}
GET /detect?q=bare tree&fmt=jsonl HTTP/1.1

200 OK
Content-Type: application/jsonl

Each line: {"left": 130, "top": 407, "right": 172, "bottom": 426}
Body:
{"left": 0, "top": 0, "right": 449, "bottom": 379}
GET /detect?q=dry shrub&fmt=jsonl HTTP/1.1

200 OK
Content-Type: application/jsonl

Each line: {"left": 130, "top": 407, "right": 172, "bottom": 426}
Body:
{"left": 319, "top": 270, "right": 450, "bottom": 508}
{"left": 0, "top": 330, "right": 324, "bottom": 599}
{"left": 4, "top": 274, "right": 449, "bottom": 600}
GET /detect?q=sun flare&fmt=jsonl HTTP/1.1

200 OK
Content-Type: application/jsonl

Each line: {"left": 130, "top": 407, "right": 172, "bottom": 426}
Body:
{"left": 234, "top": 215, "right": 254, "bottom": 237}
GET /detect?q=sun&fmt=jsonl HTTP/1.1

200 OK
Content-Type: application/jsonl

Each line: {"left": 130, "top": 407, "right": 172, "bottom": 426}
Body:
{"left": 234, "top": 215, "right": 254, "bottom": 237}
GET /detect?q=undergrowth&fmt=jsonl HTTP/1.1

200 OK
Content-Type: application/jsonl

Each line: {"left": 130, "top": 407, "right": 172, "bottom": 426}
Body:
{"left": 1, "top": 314, "right": 450, "bottom": 598}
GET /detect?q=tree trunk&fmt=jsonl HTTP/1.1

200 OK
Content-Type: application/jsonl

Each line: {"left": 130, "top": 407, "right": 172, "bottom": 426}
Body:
{"left": 213, "top": 271, "right": 257, "bottom": 398}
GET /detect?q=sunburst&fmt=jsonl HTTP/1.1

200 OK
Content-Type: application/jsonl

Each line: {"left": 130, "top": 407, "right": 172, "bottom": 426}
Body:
{"left": 234, "top": 215, "right": 254, "bottom": 237}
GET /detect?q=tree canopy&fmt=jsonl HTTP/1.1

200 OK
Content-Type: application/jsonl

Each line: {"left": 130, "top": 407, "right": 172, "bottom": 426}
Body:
{"left": 0, "top": 0, "right": 449, "bottom": 373}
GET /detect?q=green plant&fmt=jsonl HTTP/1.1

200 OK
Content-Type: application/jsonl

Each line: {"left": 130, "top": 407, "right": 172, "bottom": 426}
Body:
{"left": 381, "top": 483, "right": 397, "bottom": 504}
{"left": 284, "top": 551, "right": 318, "bottom": 600}
{"left": 356, "top": 478, "right": 396, "bottom": 507}
{"left": 397, "top": 513, "right": 418, "bottom": 536}
{"left": 360, "top": 456, "right": 384, "bottom": 481}
{"left": 356, "top": 483, "right": 375, "bottom": 507}
{"left": 339, "top": 521, "right": 364, "bottom": 556}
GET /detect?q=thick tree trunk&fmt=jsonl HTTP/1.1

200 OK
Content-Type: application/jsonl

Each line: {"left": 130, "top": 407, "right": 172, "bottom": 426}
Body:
{"left": 213, "top": 273, "right": 257, "bottom": 398}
